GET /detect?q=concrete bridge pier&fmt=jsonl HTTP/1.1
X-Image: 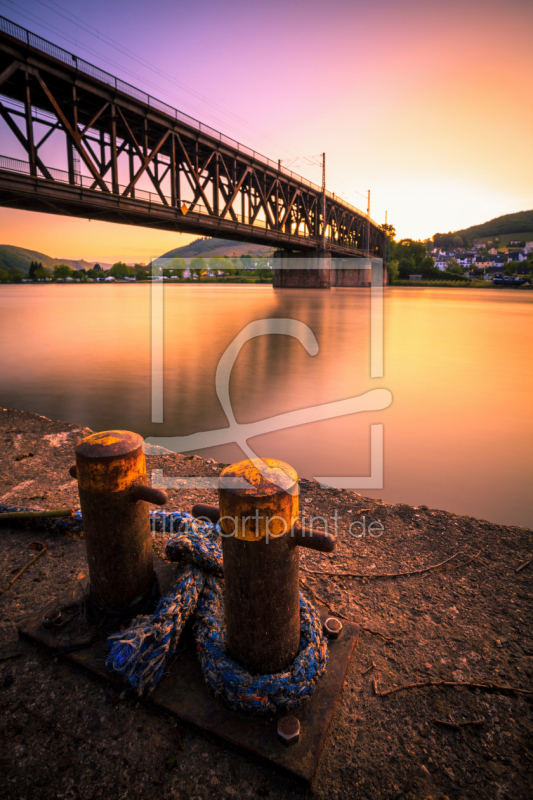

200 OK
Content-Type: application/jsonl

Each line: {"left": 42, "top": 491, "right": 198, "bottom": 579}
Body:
{"left": 332, "top": 259, "right": 372, "bottom": 287}
{"left": 272, "top": 250, "right": 332, "bottom": 288}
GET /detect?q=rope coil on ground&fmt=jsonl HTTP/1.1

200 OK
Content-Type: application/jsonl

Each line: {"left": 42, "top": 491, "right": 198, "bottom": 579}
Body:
{"left": 107, "top": 512, "right": 329, "bottom": 713}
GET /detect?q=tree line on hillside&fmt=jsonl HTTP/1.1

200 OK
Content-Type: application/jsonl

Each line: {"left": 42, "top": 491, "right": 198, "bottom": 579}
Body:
{"left": 381, "top": 224, "right": 533, "bottom": 283}
{"left": 434, "top": 209, "right": 533, "bottom": 245}
{"left": 3, "top": 237, "right": 532, "bottom": 286}
{"left": 157, "top": 255, "right": 273, "bottom": 280}
{"left": 109, "top": 255, "right": 274, "bottom": 280}
{"left": 0, "top": 260, "right": 108, "bottom": 283}
{"left": 431, "top": 231, "right": 505, "bottom": 250}
{"left": 0, "top": 255, "right": 274, "bottom": 283}
{"left": 162, "top": 237, "right": 264, "bottom": 260}
{"left": 381, "top": 225, "right": 470, "bottom": 282}
{"left": 109, "top": 255, "right": 273, "bottom": 281}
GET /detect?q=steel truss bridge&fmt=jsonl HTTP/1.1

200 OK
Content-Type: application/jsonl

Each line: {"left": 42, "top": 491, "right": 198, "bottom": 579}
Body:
{"left": 0, "top": 17, "right": 385, "bottom": 259}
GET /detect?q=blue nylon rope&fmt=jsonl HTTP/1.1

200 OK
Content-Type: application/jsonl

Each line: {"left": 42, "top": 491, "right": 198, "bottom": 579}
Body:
{"left": 1, "top": 503, "right": 329, "bottom": 712}
{"left": 107, "top": 511, "right": 329, "bottom": 713}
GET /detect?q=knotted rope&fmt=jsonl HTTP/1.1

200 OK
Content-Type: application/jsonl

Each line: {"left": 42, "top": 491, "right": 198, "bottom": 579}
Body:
{"left": 107, "top": 512, "right": 329, "bottom": 713}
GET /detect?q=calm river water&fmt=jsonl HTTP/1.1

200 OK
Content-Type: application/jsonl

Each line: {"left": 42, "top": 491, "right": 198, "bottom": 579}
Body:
{"left": 1, "top": 284, "right": 531, "bottom": 528}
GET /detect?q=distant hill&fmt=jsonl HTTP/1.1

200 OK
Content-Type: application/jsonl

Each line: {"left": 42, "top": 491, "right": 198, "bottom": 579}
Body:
{"left": 0, "top": 245, "right": 113, "bottom": 275}
{"left": 434, "top": 210, "right": 533, "bottom": 245}
{"left": 160, "top": 237, "right": 275, "bottom": 260}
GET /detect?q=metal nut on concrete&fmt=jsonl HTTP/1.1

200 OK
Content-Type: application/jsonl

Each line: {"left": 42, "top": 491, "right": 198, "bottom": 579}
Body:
{"left": 277, "top": 714, "right": 300, "bottom": 746}
{"left": 323, "top": 617, "right": 343, "bottom": 639}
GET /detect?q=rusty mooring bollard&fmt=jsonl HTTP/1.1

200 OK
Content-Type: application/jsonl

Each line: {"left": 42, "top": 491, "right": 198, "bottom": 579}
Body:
{"left": 195, "top": 458, "right": 335, "bottom": 675}
{"left": 70, "top": 430, "right": 168, "bottom": 609}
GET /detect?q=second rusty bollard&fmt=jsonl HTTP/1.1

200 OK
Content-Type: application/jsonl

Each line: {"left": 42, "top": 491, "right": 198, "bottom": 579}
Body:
{"left": 217, "top": 458, "right": 334, "bottom": 675}
{"left": 71, "top": 430, "right": 167, "bottom": 609}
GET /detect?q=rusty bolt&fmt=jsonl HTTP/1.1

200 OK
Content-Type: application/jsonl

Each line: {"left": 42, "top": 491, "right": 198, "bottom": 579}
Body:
{"left": 277, "top": 715, "right": 300, "bottom": 746}
{"left": 323, "top": 617, "right": 343, "bottom": 639}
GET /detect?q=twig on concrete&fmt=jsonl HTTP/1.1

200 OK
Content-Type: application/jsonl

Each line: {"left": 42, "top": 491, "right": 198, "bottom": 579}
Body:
{"left": 362, "top": 661, "right": 376, "bottom": 675}
{"left": 299, "top": 577, "right": 393, "bottom": 642}
{"left": 515, "top": 559, "right": 532, "bottom": 573}
{"left": 360, "top": 625, "right": 391, "bottom": 642}
{"left": 0, "top": 544, "right": 48, "bottom": 595}
{"left": 433, "top": 550, "right": 481, "bottom": 574}
{"left": 0, "top": 652, "right": 21, "bottom": 661}
{"left": 432, "top": 717, "right": 485, "bottom": 730}
{"left": 372, "top": 678, "right": 533, "bottom": 698}
{"left": 301, "top": 552, "right": 461, "bottom": 580}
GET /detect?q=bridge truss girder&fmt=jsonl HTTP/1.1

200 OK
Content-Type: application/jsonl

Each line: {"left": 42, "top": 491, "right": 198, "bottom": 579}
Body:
{"left": 0, "top": 29, "right": 385, "bottom": 258}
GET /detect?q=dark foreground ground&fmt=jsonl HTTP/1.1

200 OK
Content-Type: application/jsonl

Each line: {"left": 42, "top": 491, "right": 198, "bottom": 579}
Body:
{"left": 0, "top": 407, "right": 532, "bottom": 800}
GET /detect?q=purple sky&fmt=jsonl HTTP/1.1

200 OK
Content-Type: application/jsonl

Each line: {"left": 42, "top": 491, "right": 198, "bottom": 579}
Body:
{"left": 0, "top": 0, "right": 532, "bottom": 261}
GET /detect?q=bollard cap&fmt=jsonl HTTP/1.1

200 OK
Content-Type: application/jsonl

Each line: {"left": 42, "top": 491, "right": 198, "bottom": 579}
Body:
{"left": 218, "top": 458, "right": 299, "bottom": 541}
{"left": 75, "top": 430, "right": 146, "bottom": 492}
{"left": 220, "top": 458, "right": 298, "bottom": 497}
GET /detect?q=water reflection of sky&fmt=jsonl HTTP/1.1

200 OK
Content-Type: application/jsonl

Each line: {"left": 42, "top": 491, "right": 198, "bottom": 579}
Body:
{"left": 1, "top": 284, "right": 531, "bottom": 528}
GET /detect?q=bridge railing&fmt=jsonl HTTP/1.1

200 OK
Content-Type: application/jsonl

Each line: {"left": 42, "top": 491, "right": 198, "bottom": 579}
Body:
{"left": 0, "top": 153, "right": 272, "bottom": 230}
{"left": 0, "top": 14, "right": 382, "bottom": 230}
{"left": 0, "top": 153, "right": 366, "bottom": 251}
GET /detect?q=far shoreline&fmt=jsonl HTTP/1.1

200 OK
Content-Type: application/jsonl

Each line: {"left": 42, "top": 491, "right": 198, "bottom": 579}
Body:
{"left": 1, "top": 280, "right": 532, "bottom": 290}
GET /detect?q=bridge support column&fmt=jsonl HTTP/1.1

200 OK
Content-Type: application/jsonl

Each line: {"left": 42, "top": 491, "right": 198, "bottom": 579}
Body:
{"left": 273, "top": 250, "right": 331, "bottom": 289}
{"left": 331, "top": 258, "right": 372, "bottom": 287}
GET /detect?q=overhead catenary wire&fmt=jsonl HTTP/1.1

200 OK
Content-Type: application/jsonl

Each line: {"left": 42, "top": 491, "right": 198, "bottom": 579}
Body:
{"left": 33, "top": 0, "right": 297, "bottom": 154}
{"left": 0, "top": 0, "right": 281, "bottom": 151}
{"left": 2, "top": 0, "right": 299, "bottom": 162}
{"left": 0, "top": 4, "right": 380, "bottom": 219}
{"left": 1, "top": 2, "right": 375, "bottom": 210}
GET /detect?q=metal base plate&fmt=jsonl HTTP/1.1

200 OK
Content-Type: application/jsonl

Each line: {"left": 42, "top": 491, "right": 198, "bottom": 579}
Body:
{"left": 18, "top": 562, "right": 360, "bottom": 784}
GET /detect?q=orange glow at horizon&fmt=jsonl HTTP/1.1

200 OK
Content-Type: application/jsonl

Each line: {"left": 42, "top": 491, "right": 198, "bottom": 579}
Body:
{"left": 0, "top": 207, "right": 196, "bottom": 264}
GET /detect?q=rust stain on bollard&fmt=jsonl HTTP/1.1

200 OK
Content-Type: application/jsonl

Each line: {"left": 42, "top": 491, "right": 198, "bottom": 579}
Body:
{"left": 218, "top": 458, "right": 300, "bottom": 675}
{"left": 75, "top": 430, "right": 146, "bottom": 493}
{"left": 73, "top": 430, "right": 167, "bottom": 610}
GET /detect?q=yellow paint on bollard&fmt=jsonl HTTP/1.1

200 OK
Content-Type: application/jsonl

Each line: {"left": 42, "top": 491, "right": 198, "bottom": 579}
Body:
{"left": 72, "top": 429, "right": 166, "bottom": 609}
{"left": 218, "top": 457, "right": 301, "bottom": 672}
{"left": 75, "top": 430, "right": 145, "bottom": 493}
{"left": 219, "top": 458, "right": 299, "bottom": 541}
{"left": 85, "top": 433, "right": 122, "bottom": 446}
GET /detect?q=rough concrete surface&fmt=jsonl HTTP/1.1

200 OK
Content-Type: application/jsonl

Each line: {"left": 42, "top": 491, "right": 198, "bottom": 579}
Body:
{"left": 0, "top": 406, "right": 532, "bottom": 800}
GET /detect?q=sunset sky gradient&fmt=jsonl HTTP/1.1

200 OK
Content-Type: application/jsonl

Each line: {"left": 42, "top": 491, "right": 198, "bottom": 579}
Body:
{"left": 0, "top": 0, "right": 531, "bottom": 263}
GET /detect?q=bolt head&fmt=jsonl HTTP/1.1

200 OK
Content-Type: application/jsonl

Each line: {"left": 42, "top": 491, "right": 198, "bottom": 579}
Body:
{"left": 323, "top": 617, "right": 343, "bottom": 639}
{"left": 277, "top": 714, "right": 300, "bottom": 746}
